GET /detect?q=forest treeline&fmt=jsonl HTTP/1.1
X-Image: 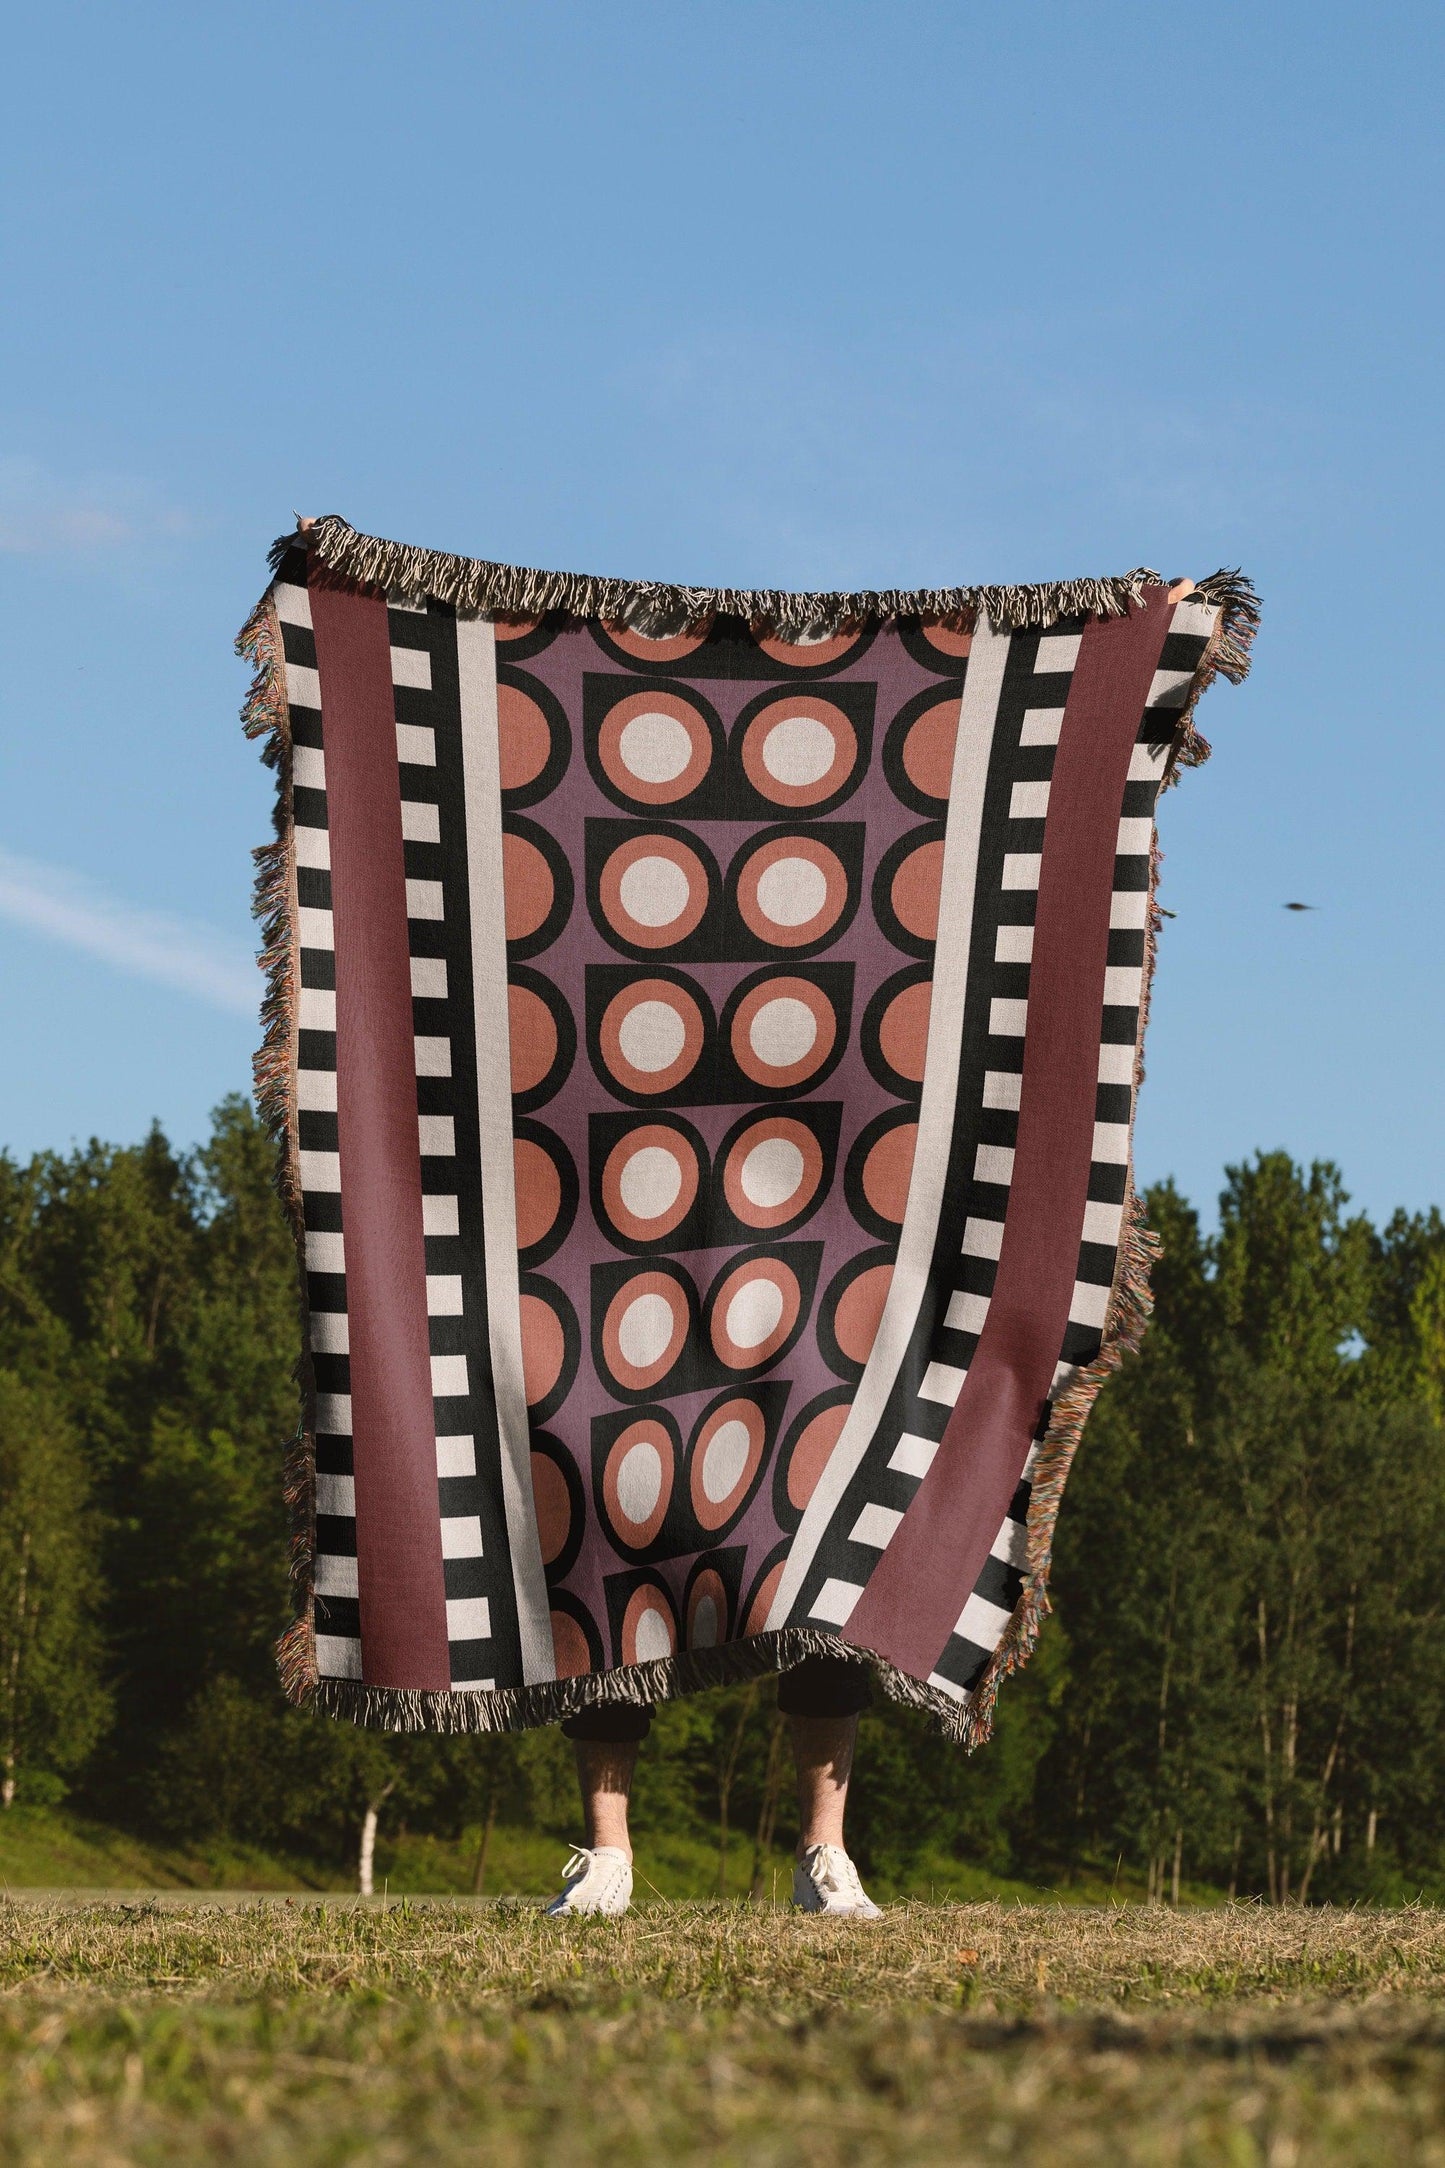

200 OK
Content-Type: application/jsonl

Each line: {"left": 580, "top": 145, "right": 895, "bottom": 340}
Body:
{"left": 2, "top": 1096, "right": 1444, "bottom": 1901}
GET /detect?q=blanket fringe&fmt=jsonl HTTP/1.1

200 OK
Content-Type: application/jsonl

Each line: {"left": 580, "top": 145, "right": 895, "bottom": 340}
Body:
{"left": 956, "top": 817, "right": 1176, "bottom": 1746}
{"left": 289, "top": 513, "right": 1168, "bottom": 642}
{"left": 308, "top": 1626, "right": 979, "bottom": 1740}
{"left": 236, "top": 590, "right": 320, "bottom": 1702}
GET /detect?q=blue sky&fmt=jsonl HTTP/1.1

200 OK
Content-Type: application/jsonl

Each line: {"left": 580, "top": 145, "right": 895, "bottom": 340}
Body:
{"left": 2, "top": 1, "right": 1440, "bottom": 1228}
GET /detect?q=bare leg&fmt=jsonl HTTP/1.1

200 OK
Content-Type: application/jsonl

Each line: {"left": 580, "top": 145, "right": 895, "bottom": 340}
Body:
{"left": 573, "top": 1738, "right": 638, "bottom": 1859}
{"left": 788, "top": 1711, "right": 860, "bottom": 1856}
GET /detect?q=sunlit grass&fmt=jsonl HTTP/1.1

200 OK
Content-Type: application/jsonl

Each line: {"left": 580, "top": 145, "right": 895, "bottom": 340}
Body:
{"left": 5, "top": 1899, "right": 1445, "bottom": 2162}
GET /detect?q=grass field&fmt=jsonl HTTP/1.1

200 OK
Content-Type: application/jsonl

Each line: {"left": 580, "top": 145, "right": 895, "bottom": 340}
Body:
{"left": 3, "top": 1899, "right": 1445, "bottom": 2163}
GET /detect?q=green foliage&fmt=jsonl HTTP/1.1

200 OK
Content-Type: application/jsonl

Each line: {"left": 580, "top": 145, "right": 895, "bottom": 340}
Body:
{"left": 2, "top": 1099, "right": 1445, "bottom": 1901}
{"left": 0, "top": 1370, "right": 109, "bottom": 1804}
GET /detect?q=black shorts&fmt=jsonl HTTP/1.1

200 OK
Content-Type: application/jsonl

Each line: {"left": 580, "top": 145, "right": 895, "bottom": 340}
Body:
{"left": 560, "top": 1655, "right": 871, "bottom": 1743}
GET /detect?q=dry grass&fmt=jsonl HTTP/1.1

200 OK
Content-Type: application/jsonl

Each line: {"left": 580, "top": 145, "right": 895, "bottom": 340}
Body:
{"left": 4, "top": 1897, "right": 1445, "bottom": 2163}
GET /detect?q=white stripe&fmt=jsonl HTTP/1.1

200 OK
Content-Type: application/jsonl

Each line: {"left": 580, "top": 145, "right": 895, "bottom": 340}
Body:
{"left": 1172, "top": 597, "right": 1218, "bottom": 639}
{"left": 849, "top": 1503, "right": 903, "bottom": 1548}
{"left": 982, "top": 1069, "right": 1022, "bottom": 1111}
{"left": 456, "top": 615, "right": 555, "bottom": 1685}
{"left": 1148, "top": 668, "right": 1194, "bottom": 707}
{"left": 810, "top": 1578, "right": 865, "bottom": 1626}
{"left": 1103, "top": 966, "right": 1143, "bottom": 1006}
{"left": 766, "top": 619, "right": 1012, "bottom": 1631}
{"left": 414, "top": 1035, "right": 452, "bottom": 1077}
{"left": 426, "top": 1274, "right": 464, "bottom": 1315}
{"left": 989, "top": 997, "right": 1027, "bottom": 1038}
{"left": 1092, "top": 1122, "right": 1131, "bottom": 1163}
{"left": 411, "top": 955, "right": 448, "bottom": 998}
{"left": 315, "top": 1553, "right": 359, "bottom": 1599}
{"left": 395, "top": 723, "right": 436, "bottom": 766}
{"left": 309, "top": 1311, "right": 348, "bottom": 1354}
{"left": 1109, "top": 890, "right": 1148, "bottom": 929}
{"left": 446, "top": 1597, "right": 492, "bottom": 1641}
{"left": 430, "top": 1353, "right": 469, "bottom": 1397}
{"left": 920, "top": 1360, "right": 967, "bottom": 1406}
{"left": 423, "top": 1194, "right": 460, "bottom": 1237}
{"left": 440, "top": 1515, "right": 484, "bottom": 1559}
{"left": 418, "top": 1114, "right": 455, "bottom": 1156}
{"left": 292, "top": 745, "right": 326, "bottom": 790}
{"left": 1009, "top": 779, "right": 1050, "bottom": 820}
{"left": 1082, "top": 1198, "right": 1124, "bottom": 1246}
{"left": 1128, "top": 741, "right": 1170, "bottom": 780}
{"left": 992, "top": 1516, "right": 1029, "bottom": 1570}
{"left": 974, "top": 1142, "right": 1015, "bottom": 1185}
{"left": 316, "top": 1473, "right": 355, "bottom": 1517}
{"left": 314, "top": 1393, "right": 352, "bottom": 1433}
{"left": 315, "top": 1635, "right": 362, "bottom": 1678}
{"left": 451, "top": 1676, "right": 496, "bottom": 1692}
{"left": 954, "top": 1590, "right": 1015, "bottom": 1648}
{"left": 294, "top": 825, "right": 331, "bottom": 869}
{"left": 1034, "top": 633, "right": 1080, "bottom": 672}
{"left": 1002, "top": 852, "right": 1041, "bottom": 889}
{"left": 1116, "top": 817, "right": 1153, "bottom": 856}
{"left": 889, "top": 1432, "right": 939, "bottom": 1478}
{"left": 305, "top": 1229, "right": 346, "bottom": 1271}
{"left": 406, "top": 878, "right": 445, "bottom": 920}
{"left": 391, "top": 645, "right": 432, "bottom": 689}
{"left": 995, "top": 924, "right": 1033, "bottom": 963}
{"left": 926, "top": 1669, "right": 969, "bottom": 1702}
{"left": 962, "top": 1216, "right": 1005, "bottom": 1259}
{"left": 401, "top": 800, "right": 441, "bottom": 843}
{"left": 272, "top": 581, "right": 312, "bottom": 628}
{"left": 436, "top": 1434, "right": 477, "bottom": 1477}
{"left": 299, "top": 986, "right": 336, "bottom": 1031}
{"left": 945, "top": 1288, "right": 990, "bottom": 1335}
{"left": 296, "top": 1068, "right": 337, "bottom": 1112}
{"left": 1070, "top": 1278, "right": 1112, "bottom": 1329}
{"left": 286, "top": 662, "right": 321, "bottom": 708}
{"left": 1019, "top": 707, "right": 1065, "bottom": 746}
{"left": 297, "top": 906, "right": 334, "bottom": 949}
{"left": 1097, "top": 1042, "right": 1135, "bottom": 1084}
{"left": 298, "top": 1150, "right": 340, "bottom": 1190}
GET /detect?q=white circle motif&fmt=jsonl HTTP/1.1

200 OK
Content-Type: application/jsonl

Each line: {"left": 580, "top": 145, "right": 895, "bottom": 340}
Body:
{"left": 617, "top": 1292, "right": 677, "bottom": 1372}
{"left": 618, "top": 711, "right": 694, "bottom": 784}
{"left": 747, "top": 996, "right": 818, "bottom": 1069}
{"left": 618, "top": 1146, "right": 684, "bottom": 1221}
{"left": 761, "top": 713, "right": 836, "bottom": 787}
{"left": 618, "top": 999, "right": 686, "bottom": 1073}
{"left": 618, "top": 855, "right": 692, "bottom": 928}
{"left": 702, "top": 1417, "right": 754, "bottom": 1501}
{"left": 740, "top": 1136, "right": 805, "bottom": 1210}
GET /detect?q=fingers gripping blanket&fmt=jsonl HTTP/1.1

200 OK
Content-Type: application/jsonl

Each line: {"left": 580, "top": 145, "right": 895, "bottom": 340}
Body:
{"left": 241, "top": 517, "right": 1256, "bottom": 1741}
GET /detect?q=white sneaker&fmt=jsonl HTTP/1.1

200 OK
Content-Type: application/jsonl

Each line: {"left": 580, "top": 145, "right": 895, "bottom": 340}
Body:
{"left": 544, "top": 1844, "right": 633, "bottom": 1917}
{"left": 791, "top": 1843, "right": 882, "bottom": 1918}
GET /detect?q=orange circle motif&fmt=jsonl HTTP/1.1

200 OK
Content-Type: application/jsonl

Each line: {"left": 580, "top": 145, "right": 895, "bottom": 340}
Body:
{"left": 497, "top": 683, "right": 551, "bottom": 790}
{"left": 601, "top": 1124, "right": 700, "bottom": 1243}
{"left": 740, "top": 696, "right": 857, "bottom": 807}
{"left": 599, "top": 833, "right": 710, "bottom": 949}
{"left": 599, "top": 979, "right": 706, "bottom": 1095}
{"left": 597, "top": 690, "right": 712, "bottom": 803}
{"left": 730, "top": 977, "right": 836, "bottom": 1090}
{"left": 734, "top": 835, "right": 848, "bottom": 948}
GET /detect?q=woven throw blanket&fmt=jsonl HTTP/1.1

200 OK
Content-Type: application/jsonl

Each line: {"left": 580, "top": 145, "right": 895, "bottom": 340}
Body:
{"left": 241, "top": 516, "right": 1256, "bottom": 1741}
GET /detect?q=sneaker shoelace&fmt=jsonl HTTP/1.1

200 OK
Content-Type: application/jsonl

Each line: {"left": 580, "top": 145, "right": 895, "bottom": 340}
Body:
{"left": 561, "top": 1845, "right": 597, "bottom": 1887}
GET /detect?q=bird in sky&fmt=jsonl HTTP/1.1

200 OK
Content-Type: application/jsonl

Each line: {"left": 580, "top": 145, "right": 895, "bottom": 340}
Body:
{"left": 1283, "top": 902, "right": 1318, "bottom": 911}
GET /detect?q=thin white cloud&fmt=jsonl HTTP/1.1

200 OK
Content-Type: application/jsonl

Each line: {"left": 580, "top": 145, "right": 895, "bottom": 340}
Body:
{"left": 0, "top": 457, "right": 190, "bottom": 556}
{"left": 0, "top": 849, "right": 256, "bottom": 1016}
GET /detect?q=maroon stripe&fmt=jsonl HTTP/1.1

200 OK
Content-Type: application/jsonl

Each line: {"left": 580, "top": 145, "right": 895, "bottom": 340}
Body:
{"left": 309, "top": 577, "right": 451, "bottom": 1691}
{"left": 845, "top": 591, "right": 1173, "bottom": 1680}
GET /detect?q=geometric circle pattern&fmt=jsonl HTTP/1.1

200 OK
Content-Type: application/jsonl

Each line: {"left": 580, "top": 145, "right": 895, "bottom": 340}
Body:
{"left": 499, "top": 616, "right": 968, "bottom": 1671}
